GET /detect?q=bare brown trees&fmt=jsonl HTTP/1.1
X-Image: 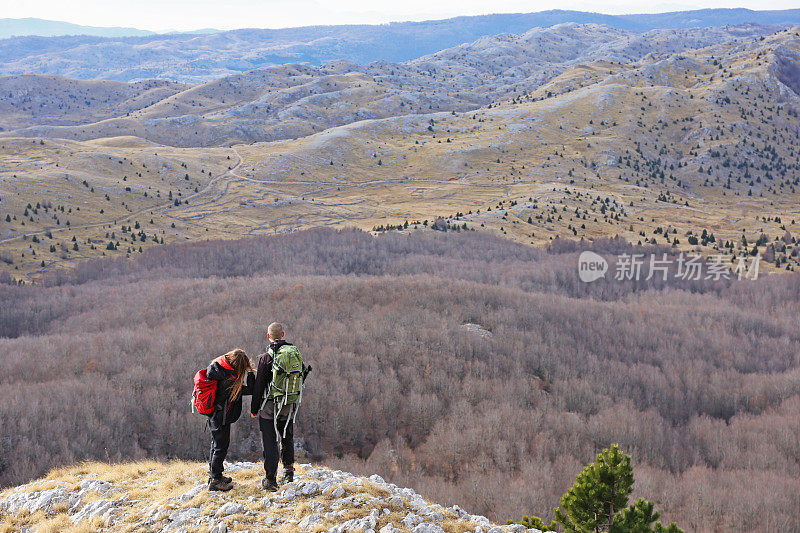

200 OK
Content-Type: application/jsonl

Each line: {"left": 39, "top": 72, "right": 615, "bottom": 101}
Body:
{"left": 1, "top": 228, "right": 799, "bottom": 531}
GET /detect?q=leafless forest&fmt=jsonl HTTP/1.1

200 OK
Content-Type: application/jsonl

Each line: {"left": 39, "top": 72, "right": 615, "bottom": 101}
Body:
{"left": 1, "top": 228, "right": 799, "bottom": 531}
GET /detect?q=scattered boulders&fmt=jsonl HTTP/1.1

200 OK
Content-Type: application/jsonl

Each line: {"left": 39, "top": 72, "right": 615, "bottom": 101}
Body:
{"left": 461, "top": 322, "right": 493, "bottom": 338}
{"left": 71, "top": 495, "right": 128, "bottom": 525}
{"left": 0, "top": 462, "right": 540, "bottom": 532}
{"left": 0, "top": 485, "right": 81, "bottom": 515}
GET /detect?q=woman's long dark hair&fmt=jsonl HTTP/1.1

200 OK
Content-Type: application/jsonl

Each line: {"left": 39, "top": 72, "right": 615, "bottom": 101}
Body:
{"left": 222, "top": 349, "right": 252, "bottom": 401}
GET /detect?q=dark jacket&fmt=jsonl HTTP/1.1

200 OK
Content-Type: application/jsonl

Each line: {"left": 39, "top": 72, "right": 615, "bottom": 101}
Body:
{"left": 251, "top": 340, "right": 292, "bottom": 416}
{"left": 206, "top": 355, "right": 254, "bottom": 426}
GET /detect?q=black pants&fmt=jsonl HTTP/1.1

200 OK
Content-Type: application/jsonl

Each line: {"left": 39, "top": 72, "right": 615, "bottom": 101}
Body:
{"left": 208, "top": 420, "right": 231, "bottom": 478}
{"left": 259, "top": 415, "right": 294, "bottom": 480}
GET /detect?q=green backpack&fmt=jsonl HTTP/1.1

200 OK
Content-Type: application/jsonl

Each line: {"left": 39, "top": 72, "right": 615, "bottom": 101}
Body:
{"left": 264, "top": 343, "right": 304, "bottom": 439}
{"left": 269, "top": 344, "right": 303, "bottom": 405}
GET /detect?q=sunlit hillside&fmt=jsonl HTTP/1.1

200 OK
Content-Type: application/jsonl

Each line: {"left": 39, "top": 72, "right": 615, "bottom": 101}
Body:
{"left": 1, "top": 26, "right": 799, "bottom": 281}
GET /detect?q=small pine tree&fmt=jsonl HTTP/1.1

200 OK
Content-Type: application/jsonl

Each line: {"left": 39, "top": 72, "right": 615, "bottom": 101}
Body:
{"left": 555, "top": 444, "right": 633, "bottom": 533}
{"left": 554, "top": 445, "right": 683, "bottom": 533}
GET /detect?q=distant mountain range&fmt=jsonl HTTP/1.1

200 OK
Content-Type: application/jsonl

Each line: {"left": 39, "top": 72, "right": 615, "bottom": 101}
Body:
{"left": 1, "top": 9, "right": 800, "bottom": 82}
{"left": 1, "top": 23, "right": 778, "bottom": 147}
{"left": 0, "top": 18, "right": 158, "bottom": 39}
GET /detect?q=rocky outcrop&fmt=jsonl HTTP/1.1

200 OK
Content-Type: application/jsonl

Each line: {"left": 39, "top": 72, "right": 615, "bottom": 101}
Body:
{"left": 0, "top": 462, "right": 542, "bottom": 533}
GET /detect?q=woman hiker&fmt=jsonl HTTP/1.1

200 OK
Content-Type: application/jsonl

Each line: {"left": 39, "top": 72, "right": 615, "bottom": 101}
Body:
{"left": 205, "top": 348, "right": 255, "bottom": 491}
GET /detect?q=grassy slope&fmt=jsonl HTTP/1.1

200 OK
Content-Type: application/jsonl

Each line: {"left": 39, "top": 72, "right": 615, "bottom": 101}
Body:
{"left": 1, "top": 27, "right": 799, "bottom": 281}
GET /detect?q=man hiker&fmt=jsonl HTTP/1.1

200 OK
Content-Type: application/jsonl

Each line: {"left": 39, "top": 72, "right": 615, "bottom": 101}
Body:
{"left": 251, "top": 322, "right": 310, "bottom": 491}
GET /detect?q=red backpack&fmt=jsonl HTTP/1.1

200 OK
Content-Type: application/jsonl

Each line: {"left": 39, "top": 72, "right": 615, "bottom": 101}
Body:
{"left": 192, "top": 356, "right": 233, "bottom": 415}
{"left": 192, "top": 368, "right": 217, "bottom": 415}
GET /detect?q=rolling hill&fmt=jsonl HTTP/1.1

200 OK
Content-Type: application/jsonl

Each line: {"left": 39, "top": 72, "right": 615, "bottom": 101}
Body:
{"left": 1, "top": 9, "right": 800, "bottom": 82}
{"left": 1, "top": 23, "right": 798, "bottom": 282}
{"left": 0, "top": 24, "right": 779, "bottom": 147}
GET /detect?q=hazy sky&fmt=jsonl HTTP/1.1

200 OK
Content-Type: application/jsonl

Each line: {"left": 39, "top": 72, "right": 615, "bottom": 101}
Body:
{"left": 2, "top": 0, "right": 797, "bottom": 32}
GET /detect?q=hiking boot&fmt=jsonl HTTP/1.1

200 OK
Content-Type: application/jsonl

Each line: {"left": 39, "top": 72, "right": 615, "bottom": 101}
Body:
{"left": 220, "top": 474, "right": 232, "bottom": 484}
{"left": 279, "top": 469, "right": 294, "bottom": 484}
{"left": 208, "top": 477, "right": 233, "bottom": 492}
{"left": 261, "top": 476, "right": 279, "bottom": 492}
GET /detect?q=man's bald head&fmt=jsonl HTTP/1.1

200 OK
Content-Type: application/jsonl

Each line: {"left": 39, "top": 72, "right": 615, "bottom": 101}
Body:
{"left": 267, "top": 322, "right": 284, "bottom": 340}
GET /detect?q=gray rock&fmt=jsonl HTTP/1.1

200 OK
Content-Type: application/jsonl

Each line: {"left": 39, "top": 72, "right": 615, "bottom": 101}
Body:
{"left": 449, "top": 504, "right": 469, "bottom": 518}
{"left": 77, "top": 479, "right": 118, "bottom": 496}
{"left": 215, "top": 501, "right": 246, "bottom": 517}
{"left": 327, "top": 508, "right": 379, "bottom": 533}
{"left": 280, "top": 487, "right": 297, "bottom": 501}
{"left": 386, "top": 496, "right": 404, "bottom": 507}
{"left": 319, "top": 478, "right": 339, "bottom": 492}
{"left": 70, "top": 495, "right": 127, "bottom": 525}
{"left": 176, "top": 484, "right": 205, "bottom": 503}
{"left": 412, "top": 524, "right": 446, "bottom": 533}
{"left": 417, "top": 505, "right": 444, "bottom": 522}
{"left": 0, "top": 486, "right": 81, "bottom": 515}
{"left": 209, "top": 524, "right": 228, "bottom": 533}
{"left": 461, "top": 323, "right": 493, "bottom": 338}
{"left": 408, "top": 496, "right": 428, "bottom": 510}
{"left": 166, "top": 507, "right": 201, "bottom": 527}
{"left": 401, "top": 512, "right": 423, "bottom": 528}
{"left": 298, "top": 512, "right": 323, "bottom": 530}
{"left": 298, "top": 481, "right": 321, "bottom": 495}
{"left": 471, "top": 515, "right": 491, "bottom": 527}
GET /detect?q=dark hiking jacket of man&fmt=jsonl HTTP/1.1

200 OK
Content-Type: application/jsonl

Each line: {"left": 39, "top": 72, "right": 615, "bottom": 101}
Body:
{"left": 206, "top": 355, "right": 254, "bottom": 427}
{"left": 251, "top": 340, "right": 285, "bottom": 416}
